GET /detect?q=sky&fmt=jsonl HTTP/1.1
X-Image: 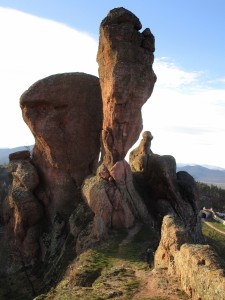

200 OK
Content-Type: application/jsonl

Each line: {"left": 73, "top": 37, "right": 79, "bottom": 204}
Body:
{"left": 0, "top": 0, "right": 225, "bottom": 168}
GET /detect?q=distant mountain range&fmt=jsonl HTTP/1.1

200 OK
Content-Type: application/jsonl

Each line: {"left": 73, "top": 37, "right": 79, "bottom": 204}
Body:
{"left": 0, "top": 146, "right": 33, "bottom": 165}
{"left": 1, "top": 147, "right": 225, "bottom": 187}
{"left": 177, "top": 164, "right": 225, "bottom": 187}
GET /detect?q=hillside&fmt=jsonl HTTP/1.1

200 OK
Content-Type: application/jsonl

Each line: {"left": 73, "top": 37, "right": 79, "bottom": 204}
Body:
{"left": 177, "top": 164, "right": 225, "bottom": 187}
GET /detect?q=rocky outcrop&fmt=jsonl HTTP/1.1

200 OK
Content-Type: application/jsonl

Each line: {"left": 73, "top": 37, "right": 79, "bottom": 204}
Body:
{"left": 176, "top": 244, "right": 225, "bottom": 300}
{"left": 155, "top": 215, "right": 225, "bottom": 300}
{"left": 82, "top": 160, "right": 150, "bottom": 237}
{"left": 97, "top": 7, "right": 156, "bottom": 170}
{"left": 154, "top": 215, "right": 191, "bottom": 270}
{"left": 3, "top": 151, "right": 43, "bottom": 263}
{"left": 130, "top": 131, "right": 203, "bottom": 242}
{"left": 20, "top": 73, "right": 102, "bottom": 220}
{"left": 2, "top": 73, "right": 102, "bottom": 269}
{"left": 129, "top": 130, "right": 225, "bottom": 298}
{"left": 81, "top": 8, "right": 155, "bottom": 234}
{"left": 0, "top": 7, "right": 224, "bottom": 300}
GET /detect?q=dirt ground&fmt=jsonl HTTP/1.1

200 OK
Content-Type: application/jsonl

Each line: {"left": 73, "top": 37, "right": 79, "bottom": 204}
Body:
{"left": 120, "top": 224, "right": 188, "bottom": 300}
{"left": 133, "top": 268, "right": 188, "bottom": 300}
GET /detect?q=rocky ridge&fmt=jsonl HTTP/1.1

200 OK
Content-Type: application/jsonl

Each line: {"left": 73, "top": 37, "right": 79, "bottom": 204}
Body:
{"left": 155, "top": 215, "right": 225, "bottom": 299}
{"left": 0, "top": 7, "right": 224, "bottom": 300}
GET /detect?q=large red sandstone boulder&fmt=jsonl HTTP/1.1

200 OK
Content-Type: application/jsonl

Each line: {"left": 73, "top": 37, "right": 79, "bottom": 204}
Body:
{"left": 97, "top": 7, "right": 156, "bottom": 169}
{"left": 20, "top": 73, "right": 102, "bottom": 219}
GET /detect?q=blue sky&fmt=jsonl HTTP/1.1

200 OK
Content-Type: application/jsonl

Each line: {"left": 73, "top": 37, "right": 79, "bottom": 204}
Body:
{"left": 0, "top": 0, "right": 225, "bottom": 168}
{"left": 1, "top": 0, "right": 225, "bottom": 78}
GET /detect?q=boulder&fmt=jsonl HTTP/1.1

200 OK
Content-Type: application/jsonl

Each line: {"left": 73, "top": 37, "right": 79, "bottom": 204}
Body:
{"left": 9, "top": 150, "right": 30, "bottom": 161}
{"left": 154, "top": 215, "right": 191, "bottom": 270}
{"left": 20, "top": 72, "right": 103, "bottom": 219}
{"left": 82, "top": 159, "right": 152, "bottom": 236}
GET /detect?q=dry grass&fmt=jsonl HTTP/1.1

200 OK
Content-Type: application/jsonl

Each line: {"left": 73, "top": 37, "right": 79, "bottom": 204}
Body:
{"left": 202, "top": 222, "right": 225, "bottom": 261}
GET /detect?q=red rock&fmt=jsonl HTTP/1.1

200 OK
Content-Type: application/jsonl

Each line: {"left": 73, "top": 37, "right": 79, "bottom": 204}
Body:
{"left": 82, "top": 173, "right": 135, "bottom": 233}
{"left": 82, "top": 159, "right": 152, "bottom": 234}
{"left": 4, "top": 157, "right": 43, "bottom": 262}
{"left": 20, "top": 72, "right": 102, "bottom": 218}
{"left": 97, "top": 7, "right": 156, "bottom": 169}
{"left": 130, "top": 131, "right": 203, "bottom": 241}
{"left": 9, "top": 150, "right": 30, "bottom": 161}
{"left": 81, "top": 8, "right": 155, "bottom": 234}
{"left": 155, "top": 215, "right": 225, "bottom": 300}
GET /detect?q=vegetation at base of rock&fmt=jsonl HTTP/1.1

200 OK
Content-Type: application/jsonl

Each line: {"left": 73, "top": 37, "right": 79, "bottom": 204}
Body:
{"left": 202, "top": 222, "right": 225, "bottom": 261}
{"left": 205, "top": 219, "right": 225, "bottom": 232}
{"left": 36, "top": 224, "right": 158, "bottom": 299}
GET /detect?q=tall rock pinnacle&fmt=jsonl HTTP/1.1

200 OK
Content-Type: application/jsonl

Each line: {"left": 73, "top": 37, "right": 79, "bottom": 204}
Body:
{"left": 97, "top": 7, "right": 156, "bottom": 169}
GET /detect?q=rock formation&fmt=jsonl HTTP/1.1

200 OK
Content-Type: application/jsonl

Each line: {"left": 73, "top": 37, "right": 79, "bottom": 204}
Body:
{"left": 82, "top": 160, "right": 149, "bottom": 237}
{"left": 4, "top": 151, "right": 43, "bottom": 262}
{"left": 155, "top": 215, "right": 225, "bottom": 300}
{"left": 2, "top": 73, "right": 102, "bottom": 270}
{"left": 82, "top": 8, "right": 156, "bottom": 234}
{"left": 97, "top": 7, "right": 156, "bottom": 170}
{"left": 130, "top": 132, "right": 225, "bottom": 298}
{"left": 0, "top": 7, "right": 224, "bottom": 300}
{"left": 20, "top": 72, "right": 102, "bottom": 220}
{"left": 130, "top": 131, "right": 203, "bottom": 242}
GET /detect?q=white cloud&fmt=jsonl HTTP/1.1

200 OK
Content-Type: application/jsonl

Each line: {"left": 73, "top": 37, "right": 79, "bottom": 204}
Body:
{"left": 0, "top": 7, "right": 98, "bottom": 148}
{"left": 218, "top": 77, "right": 225, "bottom": 84}
{"left": 142, "top": 62, "right": 225, "bottom": 168}
{"left": 154, "top": 58, "right": 201, "bottom": 88}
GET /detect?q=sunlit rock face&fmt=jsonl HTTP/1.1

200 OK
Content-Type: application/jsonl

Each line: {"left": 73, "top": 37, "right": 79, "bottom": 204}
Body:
{"left": 154, "top": 215, "right": 225, "bottom": 300}
{"left": 82, "top": 159, "right": 151, "bottom": 236}
{"left": 81, "top": 8, "right": 156, "bottom": 234}
{"left": 97, "top": 7, "right": 156, "bottom": 170}
{"left": 20, "top": 73, "right": 103, "bottom": 219}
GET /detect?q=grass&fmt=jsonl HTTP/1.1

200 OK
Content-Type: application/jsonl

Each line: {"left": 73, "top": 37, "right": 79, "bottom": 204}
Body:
{"left": 206, "top": 219, "right": 225, "bottom": 232}
{"left": 97, "top": 224, "right": 159, "bottom": 268}
{"left": 33, "top": 219, "right": 225, "bottom": 300}
{"left": 38, "top": 224, "right": 159, "bottom": 300}
{"left": 202, "top": 222, "right": 225, "bottom": 261}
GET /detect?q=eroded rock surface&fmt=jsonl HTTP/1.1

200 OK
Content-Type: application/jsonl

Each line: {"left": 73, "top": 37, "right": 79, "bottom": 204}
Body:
{"left": 130, "top": 131, "right": 203, "bottom": 242}
{"left": 82, "top": 160, "right": 150, "bottom": 237}
{"left": 79, "top": 8, "right": 156, "bottom": 233}
{"left": 4, "top": 151, "right": 43, "bottom": 263}
{"left": 20, "top": 72, "right": 102, "bottom": 220}
{"left": 97, "top": 7, "right": 156, "bottom": 169}
{"left": 155, "top": 215, "right": 225, "bottom": 300}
